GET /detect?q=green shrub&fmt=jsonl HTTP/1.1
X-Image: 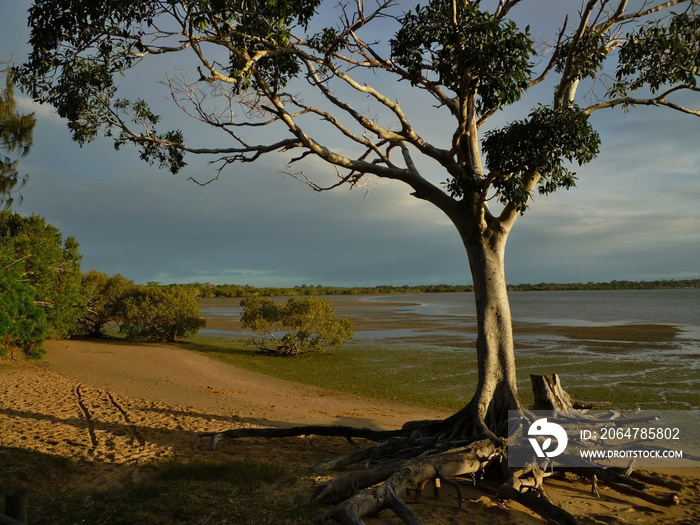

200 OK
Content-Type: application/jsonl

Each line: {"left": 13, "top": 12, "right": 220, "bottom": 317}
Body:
{"left": 75, "top": 270, "right": 134, "bottom": 336}
{"left": 241, "top": 295, "right": 353, "bottom": 356}
{"left": 117, "top": 284, "right": 206, "bottom": 342}
{"left": 1, "top": 212, "right": 84, "bottom": 357}
{"left": 0, "top": 243, "right": 47, "bottom": 358}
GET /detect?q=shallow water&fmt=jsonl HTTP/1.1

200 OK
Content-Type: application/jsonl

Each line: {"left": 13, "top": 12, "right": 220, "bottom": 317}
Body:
{"left": 198, "top": 290, "right": 700, "bottom": 409}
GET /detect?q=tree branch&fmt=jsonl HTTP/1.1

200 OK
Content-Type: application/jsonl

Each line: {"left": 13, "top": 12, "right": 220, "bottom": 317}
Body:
{"left": 615, "top": 0, "right": 691, "bottom": 24}
{"left": 584, "top": 85, "right": 700, "bottom": 117}
{"left": 554, "top": 0, "right": 599, "bottom": 108}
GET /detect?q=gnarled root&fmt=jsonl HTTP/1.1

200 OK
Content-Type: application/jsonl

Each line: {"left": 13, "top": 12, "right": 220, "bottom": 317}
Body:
{"left": 570, "top": 467, "right": 680, "bottom": 507}
{"left": 499, "top": 465, "right": 578, "bottom": 525}
{"left": 196, "top": 376, "right": 686, "bottom": 524}
{"left": 316, "top": 438, "right": 503, "bottom": 524}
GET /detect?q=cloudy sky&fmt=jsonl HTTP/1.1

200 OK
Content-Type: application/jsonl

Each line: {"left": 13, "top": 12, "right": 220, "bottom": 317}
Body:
{"left": 1, "top": 1, "right": 699, "bottom": 287}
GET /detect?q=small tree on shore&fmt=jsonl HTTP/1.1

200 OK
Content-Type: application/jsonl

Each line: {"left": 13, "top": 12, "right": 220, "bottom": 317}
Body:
{"left": 75, "top": 274, "right": 207, "bottom": 341}
{"left": 241, "top": 296, "right": 353, "bottom": 356}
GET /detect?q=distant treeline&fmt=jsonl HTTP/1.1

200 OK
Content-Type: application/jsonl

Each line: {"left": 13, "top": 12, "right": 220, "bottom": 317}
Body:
{"left": 181, "top": 279, "right": 699, "bottom": 298}
{"left": 507, "top": 279, "right": 700, "bottom": 291}
{"left": 187, "top": 283, "right": 474, "bottom": 297}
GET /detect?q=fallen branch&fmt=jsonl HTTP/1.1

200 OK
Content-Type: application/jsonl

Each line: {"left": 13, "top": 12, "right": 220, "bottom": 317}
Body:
{"left": 610, "top": 468, "right": 684, "bottom": 491}
{"left": 198, "top": 424, "right": 401, "bottom": 450}
{"left": 599, "top": 478, "right": 679, "bottom": 506}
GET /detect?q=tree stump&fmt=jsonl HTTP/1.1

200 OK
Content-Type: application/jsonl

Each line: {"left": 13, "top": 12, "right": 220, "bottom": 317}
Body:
{"left": 531, "top": 374, "right": 575, "bottom": 410}
{"left": 531, "top": 374, "right": 612, "bottom": 410}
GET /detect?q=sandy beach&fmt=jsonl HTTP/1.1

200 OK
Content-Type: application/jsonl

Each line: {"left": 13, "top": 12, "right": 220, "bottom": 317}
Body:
{"left": 1, "top": 338, "right": 699, "bottom": 524}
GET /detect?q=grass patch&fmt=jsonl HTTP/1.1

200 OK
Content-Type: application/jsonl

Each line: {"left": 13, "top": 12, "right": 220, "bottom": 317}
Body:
{"left": 180, "top": 336, "right": 474, "bottom": 412}
{"left": 156, "top": 458, "right": 281, "bottom": 488}
{"left": 180, "top": 333, "right": 700, "bottom": 412}
{"left": 0, "top": 447, "right": 80, "bottom": 493}
{"left": 2, "top": 454, "right": 318, "bottom": 525}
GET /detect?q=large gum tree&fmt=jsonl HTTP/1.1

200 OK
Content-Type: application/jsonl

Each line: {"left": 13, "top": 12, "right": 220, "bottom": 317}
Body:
{"left": 18, "top": 1, "right": 700, "bottom": 522}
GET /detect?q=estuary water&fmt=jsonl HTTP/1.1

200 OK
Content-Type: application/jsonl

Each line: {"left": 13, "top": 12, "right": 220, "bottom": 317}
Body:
{"left": 360, "top": 289, "right": 700, "bottom": 333}
{"left": 198, "top": 289, "right": 700, "bottom": 409}
{"left": 200, "top": 289, "right": 700, "bottom": 348}
{"left": 333, "top": 289, "right": 700, "bottom": 346}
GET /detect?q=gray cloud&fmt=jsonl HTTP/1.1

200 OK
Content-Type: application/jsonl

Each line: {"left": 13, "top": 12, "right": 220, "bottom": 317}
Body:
{"left": 3, "top": 2, "right": 699, "bottom": 286}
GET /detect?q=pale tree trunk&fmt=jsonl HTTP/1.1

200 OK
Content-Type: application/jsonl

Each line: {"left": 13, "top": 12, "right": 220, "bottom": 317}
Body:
{"left": 441, "top": 213, "right": 523, "bottom": 437}
{"left": 468, "top": 227, "right": 522, "bottom": 429}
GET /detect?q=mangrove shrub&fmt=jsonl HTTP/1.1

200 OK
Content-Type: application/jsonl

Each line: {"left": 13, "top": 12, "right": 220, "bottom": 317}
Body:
{"left": 241, "top": 296, "right": 353, "bottom": 356}
{"left": 116, "top": 283, "right": 206, "bottom": 342}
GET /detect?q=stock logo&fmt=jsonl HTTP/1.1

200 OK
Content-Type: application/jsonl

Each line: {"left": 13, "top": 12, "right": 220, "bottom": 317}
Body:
{"left": 528, "top": 418, "right": 568, "bottom": 458}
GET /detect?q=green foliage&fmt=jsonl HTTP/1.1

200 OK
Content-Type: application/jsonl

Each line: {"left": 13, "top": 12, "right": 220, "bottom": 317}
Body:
{"left": 0, "top": 71, "right": 36, "bottom": 208}
{"left": 611, "top": 12, "right": 700, "bottom": 104}
{"left": 554, "top": 27, "right": 609, "bottom": 81}
{"left": 0, "top": 243, "right": 47, "bottom": 358}
{"left": 240, "top": 295, "right": 353, "bottom": 356}
{"left": 281, "top": 296, "right": 354, "bottom": 355}
{"left": 19, "top": 0, "right": 158, "bottom": 132}
{"left": 507, "top": 278, "right": 700, "bottom": 292}
{"left": 480, "top": 105, "right": 600, "bottom": 211}
{"left": 239, "top": 296, "right": 282, "bottom": 345}
{"left": 391, "top": 0, "right": 533, "bottom": 112}
{"left": 75, "top": 274, "right": 207, "bottom": 341}
{"left": 17, "top": 0, "right": 322, "bottom": 172}
{"left": 194, "top": 282, "right": 475, "bottom": 298}
{"left": 75, "top": 270, "right": 134, "bottom": 336}
{"left": 308, "top": 27, "right": 344, "bottom": 55}
{"left": 116, "top": 284, "right": 206, "bottom": 342}
{"left": 190, "top": 0, "right": 320, "bottom": 94}
{"left": 0, "top": 212, "right": 84, "bottom": 357}
{"left": 113, "top": 99, "right": 186, "bottom": 174}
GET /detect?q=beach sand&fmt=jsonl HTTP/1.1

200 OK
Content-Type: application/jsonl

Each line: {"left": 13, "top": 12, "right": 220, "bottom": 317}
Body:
{"left": 1, "top": 339, "right": 699, "bottom": 524}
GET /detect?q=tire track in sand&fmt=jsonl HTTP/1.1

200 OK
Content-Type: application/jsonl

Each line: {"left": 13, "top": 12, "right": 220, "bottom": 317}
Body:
{"left": 74, "top": 384, "right": 98, "bottom": 454}
{"left": 75, "top": 384, "right": 152, "bottom": 459}
{"left": 106, "top": 391, "right": 145, "bottom": 446}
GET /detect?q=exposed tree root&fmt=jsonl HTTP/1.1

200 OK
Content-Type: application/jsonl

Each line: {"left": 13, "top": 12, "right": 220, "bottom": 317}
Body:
{"left": 570, "top": 467, "right": 680, "bottom": 506}
{"left": 197, "top": 378, "right": 685, "bottom": 524}
{"left": 498, "top": 484, "right": 577, "bottom": 525}
{"left": 315, "top": 439, "right": 503, "bottom": 524}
